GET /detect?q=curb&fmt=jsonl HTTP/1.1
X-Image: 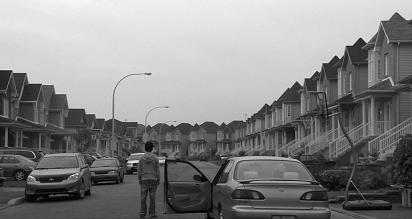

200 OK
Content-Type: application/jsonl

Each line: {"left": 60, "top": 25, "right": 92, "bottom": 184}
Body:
{"left": 7, "top": 196, "right": 25, "bottom": 206}
{"left": 331, "top": 207, "right": 376, "bottom": 219}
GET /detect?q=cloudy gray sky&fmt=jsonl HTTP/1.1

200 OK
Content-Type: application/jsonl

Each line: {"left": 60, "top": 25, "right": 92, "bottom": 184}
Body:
{"left": 1, "top": 0, "right": 411, "bottom": 126}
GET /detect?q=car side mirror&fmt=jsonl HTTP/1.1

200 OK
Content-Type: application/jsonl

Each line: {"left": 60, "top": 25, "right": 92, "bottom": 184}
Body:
{"left": 193, "top": 174, "right": 207, "bottom": 182}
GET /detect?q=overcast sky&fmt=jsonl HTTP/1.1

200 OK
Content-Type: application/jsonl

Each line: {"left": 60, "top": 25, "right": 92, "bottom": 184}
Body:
{"left": 1, "top": 0, "right": 411, "bottom": 126}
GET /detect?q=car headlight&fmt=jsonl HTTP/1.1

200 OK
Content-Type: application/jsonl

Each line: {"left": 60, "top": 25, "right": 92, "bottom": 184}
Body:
{"left": 127, "top": 163, "right": 132, "bottom": 167}
{"left": 67, "top": 172, "right": 80, "bottom": 181}
{"left": 27, "top": 175, "right": 36, "bottom": 182}
{"left": 108, "top": 170, "right": 116, "bottom": 174}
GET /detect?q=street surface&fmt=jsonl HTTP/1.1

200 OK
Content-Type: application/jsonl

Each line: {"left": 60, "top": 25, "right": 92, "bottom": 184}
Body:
{"left": 0, "top": 161, "right": 356, "bottom": 219}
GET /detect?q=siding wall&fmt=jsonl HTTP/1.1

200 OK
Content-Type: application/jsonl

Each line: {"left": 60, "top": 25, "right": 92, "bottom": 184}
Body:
{"left": 398, "top": 92, "right": 412, "bottom": 122}
{"left": 399, "top": 44, "right": 412, "bottom": 82}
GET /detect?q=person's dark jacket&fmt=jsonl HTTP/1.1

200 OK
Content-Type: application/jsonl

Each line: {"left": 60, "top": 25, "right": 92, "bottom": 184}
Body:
{"left": 138, "top": 152, "right": 160, "bottom": 185}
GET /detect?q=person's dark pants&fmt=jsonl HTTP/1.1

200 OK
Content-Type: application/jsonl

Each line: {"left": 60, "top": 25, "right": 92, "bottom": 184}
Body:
{"left": 140, "top": 183, "right": 157, "bottom": 217}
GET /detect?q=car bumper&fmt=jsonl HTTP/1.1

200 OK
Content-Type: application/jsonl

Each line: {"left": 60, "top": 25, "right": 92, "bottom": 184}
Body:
{"left": 25, "top": 180, "right": 82, "bottom": 196}
{"left": 126, "top": 166, "right": 138, "bottom": 172}
{"left": 91, "top": 173, "right": 118, "bottom": 182}
{"left": 228, "top": 206, "right": 331, "bottom": 219}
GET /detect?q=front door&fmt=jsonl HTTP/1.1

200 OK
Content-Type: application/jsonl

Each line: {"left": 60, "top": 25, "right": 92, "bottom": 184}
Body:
{"left": 164, "top": 159, "right": 212, "bottom": 214}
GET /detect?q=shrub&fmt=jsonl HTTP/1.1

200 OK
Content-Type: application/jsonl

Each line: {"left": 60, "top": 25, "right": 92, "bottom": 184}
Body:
{"left": 187, "top": 154, "right": 199, "bottom": 161}
{"left": 354, "top": 168, "right": 388, "bottom": 190}
{"left": 238, "top": 151, "right": 246, "bottom": 157}
{"left": 198, "top": 152, "right": 210, "bottom": 161}
{"left": 319, "top": 169, "right": 350, "bottom": 191}
{"left": 391, "top": 134, "right": 412, "bottom": 186}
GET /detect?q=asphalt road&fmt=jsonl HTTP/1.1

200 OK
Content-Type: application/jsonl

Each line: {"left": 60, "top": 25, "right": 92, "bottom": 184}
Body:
{"left": 0, "top": 161, "right": 356, "bottom": 219}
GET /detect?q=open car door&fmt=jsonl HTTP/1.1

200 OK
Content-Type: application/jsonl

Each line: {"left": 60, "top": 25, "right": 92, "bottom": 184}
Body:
{"left": 164, "top": 159, "right": 212, "bottom": 214}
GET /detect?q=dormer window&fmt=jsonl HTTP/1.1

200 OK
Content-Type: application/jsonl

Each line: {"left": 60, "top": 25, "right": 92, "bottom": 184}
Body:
{"left": 384, "top": 53, "right": 389, "bottom": 76}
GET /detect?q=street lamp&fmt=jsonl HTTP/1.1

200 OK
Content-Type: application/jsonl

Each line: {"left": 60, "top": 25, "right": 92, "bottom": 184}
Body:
{"left": 111, "top": 73, "right": 151, "bottom": 157}
{"left": 144, "top": 106, "right": 170, "bottom": 142}
{"left": 158, "top": 120, "right": 177, "bottom": 156}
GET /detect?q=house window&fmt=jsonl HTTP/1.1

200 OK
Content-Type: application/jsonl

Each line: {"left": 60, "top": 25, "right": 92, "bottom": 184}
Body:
{"left": 377, "top": 59, "right": 381, "bottom": 79}
{"left": 349, "top": 72, "right": 352, "bottom": 91}
{"left": 368, "top": 52, "right": 373, "bottom": 82}
{"left": 287, "top": 105, "right": 292, "bottom": 117}
{"left": 384, "top": 53, "right": 389, "bottom": 76}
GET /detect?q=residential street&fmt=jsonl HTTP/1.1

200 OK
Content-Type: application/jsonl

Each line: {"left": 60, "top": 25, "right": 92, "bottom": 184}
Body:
{"left": 1, "top": 161, "right": 357, "bottom": 219}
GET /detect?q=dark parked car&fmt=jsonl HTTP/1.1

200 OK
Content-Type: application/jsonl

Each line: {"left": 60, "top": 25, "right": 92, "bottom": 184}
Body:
{"left": 164, "top": 156, "right": 330, "bottom": 219}
{"left": 0, "top": 147, "right": 44, "bottom": 162}
{"left": 0, "top": 154, "right": 36, "bottom": 181}
{"left": 90, "top": 158, "right": 124, "bottom": 184}
{"left": 25, "top": 153, "right": 92, "bottom": 202}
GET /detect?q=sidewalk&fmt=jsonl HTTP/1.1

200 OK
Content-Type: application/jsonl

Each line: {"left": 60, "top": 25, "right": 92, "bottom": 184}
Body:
{"left": 330, "top": 203, "right": 412, "bottom": 219}
{"left": 0, "top": 180, "right": 26, "bottom": 210}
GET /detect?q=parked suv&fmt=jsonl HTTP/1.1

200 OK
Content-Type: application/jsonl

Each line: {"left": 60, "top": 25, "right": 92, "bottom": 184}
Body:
{"left": 0, "top": 147, "right": 44, "bottom": 162}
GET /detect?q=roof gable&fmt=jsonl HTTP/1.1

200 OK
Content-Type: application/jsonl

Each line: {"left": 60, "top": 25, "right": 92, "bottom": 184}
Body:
{"left": 344, "top": 38, "right": 368, "bottom": 65}
{"left": 20, "top": 84, "right": 42, "bottom": 102}
{"left": 65, "top": 109, "right": 87, "bottom": 127}
{"left": 13, "top": 73, "right": 27, "bottom": 97}
{"left": 321, "top": 56, "right": 340, "bottom": 80}
{"left": 200, "top": 121, "right": 219, "bottom": 133}
{"left": 0, "top": 70, "right": 12, "bottom": 91}
{"left": 176, "top": 123, "right": 193, "bottom": 134}
{"left": 95, "top": 119, "right": 105, "bottom": 130}
{"left": 49, "top": 94, "right": 68, "bottom": 109}
{"left": 42, "top": 85, "right": 55, "bottom": 109}
{"left": 304, "top": 77, "right": 317, "bottom": 92}
{"left": 85, "top": 114, "right": 96, "bottom": 129}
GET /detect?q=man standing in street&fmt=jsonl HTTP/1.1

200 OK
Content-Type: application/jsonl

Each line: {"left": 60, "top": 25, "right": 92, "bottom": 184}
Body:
{"left": 138, "top": 141, "right": 160, "bottom": 218}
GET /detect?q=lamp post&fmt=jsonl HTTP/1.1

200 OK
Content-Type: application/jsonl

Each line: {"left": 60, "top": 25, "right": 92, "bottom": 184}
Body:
{"left": 111, "top": 73, "right": 151, "bottom": 157}
{"left": 158, "top": 120, "right": 177, "bottom": 156}
{"left": 144, "top": 106, "right": 170, "bottom": 143}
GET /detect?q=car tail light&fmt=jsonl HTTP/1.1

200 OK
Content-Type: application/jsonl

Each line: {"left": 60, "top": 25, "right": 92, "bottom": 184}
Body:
{"left": 231, "top": 189, "right": 265, "bottom": 200}
{"left": 300, "top": 191, "right": 328, "bottom": 201}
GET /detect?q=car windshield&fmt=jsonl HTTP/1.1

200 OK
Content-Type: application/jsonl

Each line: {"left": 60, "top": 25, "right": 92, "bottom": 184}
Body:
{"left": 234, "top": 160, "right": 313, "bottom": 182}
{"left": 128, "top": 154, "right": 144, "bottom": 160}
{"left": 36, "top": 156, "right": 79, "bottom": 169}
{"left": 91, "top": 159, "right": 117, "bottom": 167}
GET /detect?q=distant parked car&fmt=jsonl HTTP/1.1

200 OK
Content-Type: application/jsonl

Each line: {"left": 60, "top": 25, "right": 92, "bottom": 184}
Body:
{"left": 170, "top": 152, "right": 186, "bottom": 160}
{"left": 0, "top": 147, "right": 44, "bottom": 162}
{"left": 25, "top": 153, "right": 92, "bottom": 202}
{"left": 86, "top": 152, "right": 102, "bottom": 159}
{"left": 0, "top": 154, "right": 36, "bottom": 181}
{"left": 126, "top": 153, "right": 145, "bottom": 174}
{"left": 90, "top": 158, "right": 124, "bottom": 184}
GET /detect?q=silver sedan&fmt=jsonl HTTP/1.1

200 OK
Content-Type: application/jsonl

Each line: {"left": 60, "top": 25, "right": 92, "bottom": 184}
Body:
{"left": 164, "top": 156, "right": 330, "bottom": 219}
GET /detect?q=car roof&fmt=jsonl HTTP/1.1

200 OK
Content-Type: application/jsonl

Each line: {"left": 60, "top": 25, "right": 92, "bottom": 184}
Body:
{"left": 0, "top": 154, "right": 26, "bottom": 158}
{"left": 130, "top": 153, "right": 145, "bottom": 155}
{"left": 44, "top": 153, "right": 79, "bottom": 157}
{"left": 228, "top": 156, "right": 301, "bottom": 163}
{"left": 0, "top": 147, "right": 40, "bottom": 151}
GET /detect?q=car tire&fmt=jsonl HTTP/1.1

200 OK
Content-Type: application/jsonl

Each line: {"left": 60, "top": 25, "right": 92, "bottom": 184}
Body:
{"left": 25, "top": 194, "right": 37, "bottom": 202}
{"left": 75, "top": 181, "right": 86, "bottom": 199}
{"left": 14, "top": 170, "right": 27, "bottom": 181}
{"left": 115, "top": 175, "right": 120, "bottom": 184}
{"left": 204, "top": 212, "right": 214, "bottom": 219}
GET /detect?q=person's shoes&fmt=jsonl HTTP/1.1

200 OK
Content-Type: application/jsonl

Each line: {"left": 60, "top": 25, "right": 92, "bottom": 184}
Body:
{"left": 139, "top": 214, "right": 146, "bottom": 218}
{"left": 149, "top": 215, "right": 157, "bottom": 218}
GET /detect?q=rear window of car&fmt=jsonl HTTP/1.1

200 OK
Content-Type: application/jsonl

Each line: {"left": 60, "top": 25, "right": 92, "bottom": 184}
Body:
{"left": 17, "top": 151, "right": 35, "bottom": 159}
{"left": 36, "top": 156, "right": 79, "bottom": 169}
{"left": 91, "top": 159, "right": 117, "bottom": 167}
{"left": 234, "top": 160, "right": 313, "bottom": 181}
{"left": 128, "top": 154, "right": 144, "bottom": 160}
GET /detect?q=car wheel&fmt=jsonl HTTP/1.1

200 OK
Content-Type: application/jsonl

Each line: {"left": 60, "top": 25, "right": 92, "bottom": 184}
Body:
{"left": 75, "top": 181, "right": 86, "bottom": 199}
{"left": 25, "top": 194, "right": 37, "bottom": 202}
{"left": 115, "top": 175, "right": 120, "bottom": 184}
{"left": 14, "top": 170, "right": 27, "bottom": 181}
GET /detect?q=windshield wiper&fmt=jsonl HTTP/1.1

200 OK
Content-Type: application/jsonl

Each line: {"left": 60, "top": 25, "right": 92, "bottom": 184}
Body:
{"left": 238, "top": 178, "right": 319, "bottom": 185}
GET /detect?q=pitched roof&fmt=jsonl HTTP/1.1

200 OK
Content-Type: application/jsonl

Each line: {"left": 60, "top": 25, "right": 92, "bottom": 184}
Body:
{"left": 310, "top": 71, "right": 319, "bottom": 80}
{"left": 282, "top": 82, "right": 302, "bottom": 103}
{"left": 321, "top": 56, "right": 340, "bottom": 80}
{"left": 13, "top": 73, "right": 27, "bottom": 96}
{"left": 123, "top": 122, "right": 139, "bottom": 128}
{"left": 42, "top": 85, "right": 55, "bottom": 108}
{"left": 49, "top": 94, "right": 68, "bottom": 109}
{"left": 104, "top": 119, "right": 124, "bottom": 135}
{"left": 95, "top": 119, "right": 105, "bottom": 130}
{"left": 65, "top": 109, "right": 87, "bottom": 127}
{"left": 272, "top": 88, "right": 290, "bottom": 107}
{"left": 0, "top": 70, "right": 12, "bottom": 91}
{"left": 345, "top": 38, "right": 368, "bottom": 64}
{"left": 85, "top": 114, "right": 96, "bottom": 128}
{"left": 304, "top": 77, "right": 317, "bottom": 92}
{"left": 20, "top": 84, "right": 42, "bottom": 102}
{"left": 200, "top": 121, "right": 219, "bottom": 133}
{"left": 227, "top": 120, "right": 245, "bottom": 131}
{"left": 176, "top": 123, "right": 193, "bottom": 134}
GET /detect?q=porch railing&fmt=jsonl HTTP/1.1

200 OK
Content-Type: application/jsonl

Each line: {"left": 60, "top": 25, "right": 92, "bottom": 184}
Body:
{"left": 307, "top": 128, "right": 338, "bottom": 155}
{"left": 278, "top": 139, "right": 296, "bottom": 156}
{"left": 329, "top": 123, "right": 365, "bottom": 159}
{"left": 368, "top": 117, "right": 412, "bottom": 156}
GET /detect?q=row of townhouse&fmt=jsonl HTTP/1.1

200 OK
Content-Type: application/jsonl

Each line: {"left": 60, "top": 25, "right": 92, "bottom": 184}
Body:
{"left": 231, "top": 12, "right": 412, "bottom": 162}
{"left": 0, "top": 70, "right": 145, "bottom": 156}
{"left": 143, "top": 121, "right": 245, "bottom": 157}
